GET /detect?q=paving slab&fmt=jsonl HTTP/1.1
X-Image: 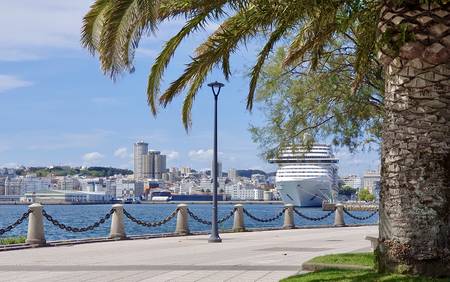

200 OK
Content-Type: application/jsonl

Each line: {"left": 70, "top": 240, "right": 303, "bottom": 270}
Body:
{"left": 0, "top": 226, "right": 377, "bottom": 282}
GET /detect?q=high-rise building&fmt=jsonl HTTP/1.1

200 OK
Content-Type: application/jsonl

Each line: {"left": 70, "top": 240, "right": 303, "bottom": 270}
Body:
{"left": 134, "top": 142, "right": 167, "bottom": 180}
{"left": 211, "top": 160, "right": 222, "bottom": 179}
{"left": 363, "top": 170, "right": 381, "bottom": 193}
{"left": 134, "top": 141, "right": 148, "bottom": 180}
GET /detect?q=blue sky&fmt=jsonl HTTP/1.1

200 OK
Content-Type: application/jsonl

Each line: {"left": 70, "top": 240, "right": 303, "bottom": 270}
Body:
{"left": 0, "top": 1, "right": 380, "bottom": 176}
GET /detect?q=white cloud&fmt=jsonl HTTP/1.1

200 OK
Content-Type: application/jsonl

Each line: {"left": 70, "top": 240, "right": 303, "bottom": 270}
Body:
{"left": 163, "top": 150, "right": 180, "bottom": 160}
{"left": 0, "top": 75, "right": 33, "bottom": 93}
{"left": 114, "top": 147, "right": 130, "bottom": 159}
{"left": 82, "top": 152, "right": 104, "bottom": 163}
{"left": 188, "top": 149, "right": 224, "bottom": 161}
{"left": 0, "top": 1, "right": 91, "bottom": 52}
{"left": 0, "top": 50, "right": 41, "bottom": 62}
{"left": 188, "top": 149, "right": 213, "bottom": 161}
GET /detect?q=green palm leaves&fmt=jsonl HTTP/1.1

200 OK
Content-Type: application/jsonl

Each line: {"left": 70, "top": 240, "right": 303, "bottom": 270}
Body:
{"left": 81, "top": 0, "right": 379, "bottom": 129}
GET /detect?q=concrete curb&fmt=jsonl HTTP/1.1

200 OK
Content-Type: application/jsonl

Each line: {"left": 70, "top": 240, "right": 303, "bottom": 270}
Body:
{"left": 302, "top": 262, "right": 373, "bottom": 271}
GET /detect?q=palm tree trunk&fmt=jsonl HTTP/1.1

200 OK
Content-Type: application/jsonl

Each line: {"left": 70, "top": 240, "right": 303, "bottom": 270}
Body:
{"left": 377, "top": 1, "right": 450, "bottom": 276}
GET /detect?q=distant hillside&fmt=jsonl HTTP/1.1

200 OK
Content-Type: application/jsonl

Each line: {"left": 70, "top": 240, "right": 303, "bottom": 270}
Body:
{"left": 16, "top": 166, "right": 133, "bottom": 177}
{"left": 236, "top": 170, "right": 267, "bottom": 178}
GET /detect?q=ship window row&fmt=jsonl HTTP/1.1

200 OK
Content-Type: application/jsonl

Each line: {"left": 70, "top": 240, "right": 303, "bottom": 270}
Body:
{"left": 277, "top": 174, "right": 333, "bottom": 178}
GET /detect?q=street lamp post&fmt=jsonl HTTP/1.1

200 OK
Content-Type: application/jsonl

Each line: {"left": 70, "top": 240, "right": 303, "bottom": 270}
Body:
{"left": 207, "top": 81, "right": 224, "bottom": 243}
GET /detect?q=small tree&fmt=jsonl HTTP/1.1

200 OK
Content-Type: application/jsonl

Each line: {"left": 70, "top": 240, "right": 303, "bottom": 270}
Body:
{"left": 358, "top": 188, "right": 375, "bottom": 202}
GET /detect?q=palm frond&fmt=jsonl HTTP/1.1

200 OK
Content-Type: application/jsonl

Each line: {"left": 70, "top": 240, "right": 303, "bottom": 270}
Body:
{"left": 81, "top": 0, "right": 111, "bottom": 54}
{"left": 247, "top": 22, "right": 291, "bottom": 111}
{"left": 147, "top": 5, "right": 227, "bottom": 115}
{"left": 98, "top": 0, "right": 159, "bottom": 78}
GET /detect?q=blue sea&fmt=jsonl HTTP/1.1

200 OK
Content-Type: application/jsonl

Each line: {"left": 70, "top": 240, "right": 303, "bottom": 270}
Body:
{"left": 0, "top": 203, "right": 378, "bottom": 241}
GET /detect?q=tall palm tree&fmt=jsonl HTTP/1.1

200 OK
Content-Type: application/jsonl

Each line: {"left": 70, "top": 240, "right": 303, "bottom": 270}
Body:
{"left": 82, "top": 0, "right": 450, "bottom": 276}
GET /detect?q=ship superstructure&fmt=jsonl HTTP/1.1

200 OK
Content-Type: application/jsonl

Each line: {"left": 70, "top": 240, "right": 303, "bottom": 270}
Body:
{"left": 269, "top": 145, "right": 338, "bottom": 207}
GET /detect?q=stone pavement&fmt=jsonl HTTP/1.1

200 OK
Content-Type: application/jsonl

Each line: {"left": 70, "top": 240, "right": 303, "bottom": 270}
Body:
{"left": 0, "top": 226, "right": 377, "bottom": 282}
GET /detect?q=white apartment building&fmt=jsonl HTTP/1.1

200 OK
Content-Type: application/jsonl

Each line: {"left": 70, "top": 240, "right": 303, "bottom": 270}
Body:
{"left": 225, "top": 182, "right": 264, "bottom": 200}
{"left": 341, "top": 175, "right": 362, "bottom": 190}
{"left": 116, "top": 179, "right": 144, "bottom": 199}
{"left": 56, "top": 176, "right": 81, "bottom": 191}
{"left": 4, "top": 176, "right": 51, "bottom": 195}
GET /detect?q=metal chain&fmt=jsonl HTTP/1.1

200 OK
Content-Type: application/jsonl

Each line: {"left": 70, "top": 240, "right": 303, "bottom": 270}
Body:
{"left": 186, "top": 209, "right": 235, "bottom": 226}
{"left": 242, "top": 208, "right": 285, "bottom": 223}
{"left": 343, "top": 208, "right": 379, "bottom": 221}
{"left": 42, "top": 209, "right": 113, "bottom": 232}
{"left": 0, "top": 210, "right": 31, "bottom": 236}
{"left": 293, "top": 208, "right": 335, "bottom": 221}
{"left": 218, "top": 210, "right": 235, "bottom": 224}
{"left": 123, "top": 208, "right": 178, "bottom": 227}
{"left": 186, "top": 209, "right": 212, "bottom": 225}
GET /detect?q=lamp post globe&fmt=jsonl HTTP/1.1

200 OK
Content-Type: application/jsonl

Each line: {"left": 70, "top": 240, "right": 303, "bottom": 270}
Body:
{"left": 208, "top": 81, "right": 224, "bottom": 243}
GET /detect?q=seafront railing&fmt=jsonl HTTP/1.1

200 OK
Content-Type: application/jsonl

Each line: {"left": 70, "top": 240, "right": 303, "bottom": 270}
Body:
{"left": 0, "top": 203, "right": 378, "bottom": 247}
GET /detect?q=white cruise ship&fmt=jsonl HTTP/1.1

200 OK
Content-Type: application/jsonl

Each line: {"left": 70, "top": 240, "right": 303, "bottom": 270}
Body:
{"left": 269, "top": 145, "right": 339, "bottom": 207}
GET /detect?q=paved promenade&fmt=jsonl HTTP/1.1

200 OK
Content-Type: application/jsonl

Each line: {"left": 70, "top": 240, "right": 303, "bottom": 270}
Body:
{"left": 0, "top": 226, "right": 377, "bottom": 282}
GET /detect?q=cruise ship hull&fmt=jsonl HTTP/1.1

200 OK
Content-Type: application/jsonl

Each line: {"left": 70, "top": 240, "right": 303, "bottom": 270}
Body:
{"left": 276, "top": 177, "right": 332, "bottom": 207}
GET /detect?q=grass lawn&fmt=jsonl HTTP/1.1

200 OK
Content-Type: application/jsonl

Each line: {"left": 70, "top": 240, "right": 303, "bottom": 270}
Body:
{"left": 308, "top": 252, "right": 374, "bottom": 267}
{"left": 283, "top": 253, "right": 448, "bottom": 281}
{"left": 0, "top": 236, "right": 26, "bottom": 245}
{"left": 281, "top": 269, "right": 448, "bottom": 282}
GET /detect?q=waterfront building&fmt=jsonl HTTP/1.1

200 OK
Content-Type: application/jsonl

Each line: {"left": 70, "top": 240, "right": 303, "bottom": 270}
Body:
{"left": 224, "top": 182, "right": 263, "bottom": 200}
{"left": 22, "top": 190, "right": 114, "bottom": 204}
{"left": 5, "top": 177, "right": 23, "bottom": 195}
{"left": 362, "top": 170, "right": 381, "bottom": 194}
{"left": 341, "top": 175, "right": 362, "bottom": 190}
{"left": 116, "top": 179, "right": 144, "bottom": 200}
{"left": 4, "top": 176, "right": 52, "bottom": 195}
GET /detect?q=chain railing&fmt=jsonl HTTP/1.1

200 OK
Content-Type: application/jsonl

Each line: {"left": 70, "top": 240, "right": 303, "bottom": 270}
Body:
{"left": 343, "top": 208, "right": 379, "bottom": 221}
{"left": 293, "top": 208, "right": 335, "bottom": 221}
{"left": 242, "top": 208, "right": 285, "bottom": 223}
{"left": 123, "top": 208, "right": 178, "bottom": 227}
{"left": 0, "top": 210, "right": 30, "bottom": 236}
{"left": 186, "top": 208, "right": 235, "bottom": 225}
{"left": 42, "top": 209, "right": 113, "bottom": 233}
{"left": 3, "top": 203, "right": 379, "bottom": 246}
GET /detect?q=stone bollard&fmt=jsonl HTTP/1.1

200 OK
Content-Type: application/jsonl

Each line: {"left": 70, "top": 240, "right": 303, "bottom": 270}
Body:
{"left": 232, "top": 204, "right": 245, "bottom": 232}
{"left": 26, "top": 203, "right": 46, "bottom": 246}
{"left": 109, "top": 204, "right": 127, "bottom": 239}
{"left": 175, "top": 204, "right": 190, "bottom": 235}
{"left": 334, "top": 203, "right": 345, "bottom": 227}
{"left": 283, "top": 204, "right": 295, "bottom": 229}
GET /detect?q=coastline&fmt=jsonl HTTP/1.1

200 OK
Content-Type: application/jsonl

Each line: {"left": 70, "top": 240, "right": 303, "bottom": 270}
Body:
{"left": 0, "top": 200, "right": 284, "bottom": 206}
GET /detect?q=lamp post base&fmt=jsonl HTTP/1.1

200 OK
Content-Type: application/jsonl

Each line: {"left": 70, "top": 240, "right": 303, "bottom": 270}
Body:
{"left": 208, "top": 235, "right": 222, "bottom": 243}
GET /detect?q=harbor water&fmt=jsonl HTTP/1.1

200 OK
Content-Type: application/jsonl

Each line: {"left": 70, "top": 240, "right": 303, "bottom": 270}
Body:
{"left": 0, "top": 204, "right": 378, "bottom": 241}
